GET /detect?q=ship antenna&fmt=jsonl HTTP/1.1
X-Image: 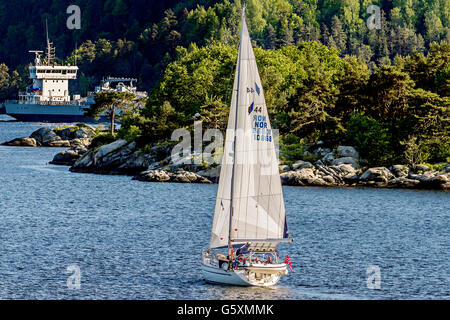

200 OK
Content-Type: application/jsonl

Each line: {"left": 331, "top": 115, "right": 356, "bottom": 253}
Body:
{"left": 46, "top": 19, "right": 49, "bottom": 48}
{"left": 46, "top": 19, "right": 50, "bottom": 64}
{"left": 44, "top": 19, "right": 56, "bottom": 65}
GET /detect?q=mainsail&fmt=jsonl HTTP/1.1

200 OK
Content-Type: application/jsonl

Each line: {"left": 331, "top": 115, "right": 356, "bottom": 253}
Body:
{"left": 209, "top": 7, "right": 288, "bottom": 249}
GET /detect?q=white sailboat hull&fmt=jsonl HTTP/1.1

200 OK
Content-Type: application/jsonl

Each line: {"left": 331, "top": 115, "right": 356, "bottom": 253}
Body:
{"left": 201, "top": 262, "right": 285, "bottom": 287}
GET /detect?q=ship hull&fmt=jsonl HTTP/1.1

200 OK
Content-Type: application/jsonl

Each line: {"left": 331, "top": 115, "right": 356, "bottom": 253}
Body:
{"left": 4, "top": 102, "right": 107, "bottom": 123}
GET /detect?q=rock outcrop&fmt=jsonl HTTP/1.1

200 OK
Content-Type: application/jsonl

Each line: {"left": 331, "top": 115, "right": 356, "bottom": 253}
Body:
{"left": 2, "top": 137, "right": 38, "bottom": 147}
{"left": 133, "top": 170, "right": 212, "bottom": 184}
{"left": 70, "top": 140, "right": 156, "bottom": 175}
{"left": 2, "top": 125, "right": 95, "bottom": 149}
{"left": 53, "top": 140, "right": 450, "bottom": 190}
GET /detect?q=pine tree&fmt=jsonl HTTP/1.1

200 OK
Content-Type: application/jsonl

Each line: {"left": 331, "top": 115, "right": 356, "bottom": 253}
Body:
{"left": 330, "top": 16, "right": 347, "bottom": 53}
{"left": 264, "top": 24, "right": 277, "bottom": 49}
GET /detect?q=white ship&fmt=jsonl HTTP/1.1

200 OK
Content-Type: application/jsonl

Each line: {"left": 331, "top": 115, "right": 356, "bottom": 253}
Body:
{"left": 94, "top": 77, "right": 148, "bottom": 99}
{"left": 3, "top": 30, "right": 98, "bottom": 123}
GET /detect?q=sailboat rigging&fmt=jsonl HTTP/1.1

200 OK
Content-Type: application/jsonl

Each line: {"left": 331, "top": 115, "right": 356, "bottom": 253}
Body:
{"left": 201, "top": 5, "right": 293, "bottom": 287}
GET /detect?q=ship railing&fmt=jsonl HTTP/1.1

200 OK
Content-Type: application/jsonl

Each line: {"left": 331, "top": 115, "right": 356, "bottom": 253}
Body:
{"left": 5, "top": 100, "right": 90, "bottom": 106}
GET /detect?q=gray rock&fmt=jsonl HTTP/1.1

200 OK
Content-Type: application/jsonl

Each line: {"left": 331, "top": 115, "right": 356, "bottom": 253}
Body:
{"left": 292, "top": 160, "right": 313, "bottom": 170}
{"left": 197, "top": 166, "right": 221, "bottom": 183}
{"left": 408, "top": 172, "right": 435, "bottom": 182}
{"left": 322, "top": 175, "right": 336, "bottom": 184}
{"left": 342, "top": 173, "right": 360, "bottom": 184}
{"left": 134, "top": 170, "right": 171, "bottom": 182}
{"left": 133, "top": 169, "right": 212, "bottom": 184}
{"left": 280, "top": 168, "right": 320, "bottom": 186}
{"left": 72, "top": 151, "right": 94, "bottom": 169}
{"left": 337, "top": 146, "right": 359, "bottom": 159}
{"left": 278, "top": 165, "right": 291, "bottom": 173}
{"left": 415, "top": 164, "right": 431, "bottom": 172}
{"left": 280, "top": 171, "right": 302, "bottom": 186}
{"left": 50, "top": 150, "right": 80, "bottom": 166}
{"left": 295, "top": 168, "right": 316, "bottom": 181}
{"left": 30, "top": 127, "right": 60, "bottom": 145}
{"left": 321, "top": 152, "right": 335, "bottom": 163}
{"left": 148, "top": 161, "right": 163, "bottom": 170}
{"left": 74, "top": 127, "right": 95, "bottom": 139}
{"left": 315, "top": 159, "right": 325, "bottom": 166}
{"left": 331, "top": 163, "right": 357, "bottom": 175}
{"left": 94, "top": 139, "right": 128, "bottom": 161}
{"left": 70, "top": 138, "right": 91, "bottom": 148}
{"left": 313, "top": 147, "right": 331, "bottom": 157}
{"left": 412, "top": 172, "right": 449, "bottom": 189}
{"left": 149, "top": 144, "right": 172, "bottom": 160}
{"left": 309, "top": 177, "right": 330, "bottom": 187}
{"left": 121, "top": 151, "right": 155, "bottom": 169}
{"left": 47, "top": 140, "right": 71, "bottom": 148}
{"left": 331, "top": 157, "right": 360, "bottom": 169}
{"left": 56, "top": 127, "right": 77, "bottom": 140}
{"left": 360, "top": 167, "right": 394, "bottom": 183}
{"left": 171, "top": 171, "right": 206, "bottom": 183}
{"left": 2, "top": 137, "right": 38, "bottom": 147}
{"left": 390, "top": 165, "right": 408, "bottom": 177}
{"left": 388, "top": 177, "right": 420, "bottom": 188}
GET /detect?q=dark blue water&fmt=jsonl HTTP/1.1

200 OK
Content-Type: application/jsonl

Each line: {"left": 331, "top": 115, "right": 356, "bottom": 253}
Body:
{"left": 0, "top": 116, "right": 449, "bottom": 299}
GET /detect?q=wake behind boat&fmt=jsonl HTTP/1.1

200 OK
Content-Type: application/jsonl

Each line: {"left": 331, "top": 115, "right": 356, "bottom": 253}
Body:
{"left": 201, "top": 6, "right": 293, "bottom": 287}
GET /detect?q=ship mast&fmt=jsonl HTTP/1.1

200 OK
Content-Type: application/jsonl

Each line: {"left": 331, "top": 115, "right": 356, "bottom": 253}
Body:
{"left": 227, "top": 5, "right": 246, "bottom": 264}
{"left": 45, "top": 20, "right": 56, "bottom": 66}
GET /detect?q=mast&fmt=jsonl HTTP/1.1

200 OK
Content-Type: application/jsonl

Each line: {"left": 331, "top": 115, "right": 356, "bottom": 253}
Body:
{"left": 227, "top": 5, "right": 246, "bottom": 262}
{"left": 209, "top": 3, "right": 289, "bottom": 252}
{"left": 45, "top": 20, "right": 55, "bottom": 65}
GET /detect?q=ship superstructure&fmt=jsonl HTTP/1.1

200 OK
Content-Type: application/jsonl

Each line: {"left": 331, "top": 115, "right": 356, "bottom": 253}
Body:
{"left": 4, "top": 30, "right": 93, "bottom": 122}
{"left": 4, "top": 30, "right": 147, "bottom": 122}
{"left": 94, "top": 77, "right": 148, "bottom": 98}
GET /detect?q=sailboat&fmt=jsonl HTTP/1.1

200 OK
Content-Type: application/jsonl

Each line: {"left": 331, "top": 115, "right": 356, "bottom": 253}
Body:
{"left": 201, "top": 6, "right": 293, "bottom": 287}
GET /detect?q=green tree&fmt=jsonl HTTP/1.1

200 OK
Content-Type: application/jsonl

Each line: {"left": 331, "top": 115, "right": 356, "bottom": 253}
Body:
{"left": 330, "top": 16, "right": 346, "bottom": 53}
{"left": 86, "top": 91, "right": 136, "bottom": 135}
{"left": 346, "top": 112, "right": 392, "bottom": 165}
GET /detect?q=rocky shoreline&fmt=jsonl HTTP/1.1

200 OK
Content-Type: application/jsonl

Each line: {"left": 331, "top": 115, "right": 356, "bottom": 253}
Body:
{"left": 2, "top": 128, "right": 449, "bottom": 190}
{"left": 68, "top": 137, "right": 450, "bottom": 190}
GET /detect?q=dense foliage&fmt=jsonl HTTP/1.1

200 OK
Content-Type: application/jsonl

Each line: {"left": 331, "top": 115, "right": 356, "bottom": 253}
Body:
{"left": 0, "top": 0, "right": 449, "bottom": 166}
{"left": 1, "top": 0, "right": 449, "bottom": 93}
{"left": 130, "top": 41, "right": 449, "bottom": 166}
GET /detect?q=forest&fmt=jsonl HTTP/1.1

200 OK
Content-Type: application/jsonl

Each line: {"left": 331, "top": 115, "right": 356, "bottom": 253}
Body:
{"left": 0, "top": 0, "right": 449, "bottom": 166}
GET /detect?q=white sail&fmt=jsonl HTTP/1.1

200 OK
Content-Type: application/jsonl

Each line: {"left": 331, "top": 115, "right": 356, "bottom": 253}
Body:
{"left": 209, "top": 8, "right": 288, "bottom": 249}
